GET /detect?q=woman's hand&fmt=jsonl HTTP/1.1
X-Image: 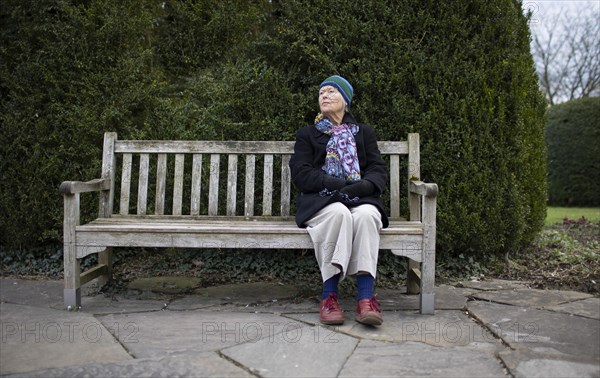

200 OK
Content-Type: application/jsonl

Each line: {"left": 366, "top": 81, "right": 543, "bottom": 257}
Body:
{"left": 323, "top": 175, "right": 348, "bottom": 190}
{"left": 340, "top": 179, "right": 375, "bottom": 198}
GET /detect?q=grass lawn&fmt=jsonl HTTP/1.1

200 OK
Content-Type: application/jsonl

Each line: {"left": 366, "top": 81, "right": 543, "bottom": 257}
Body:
{"left": 546, "top": 207, "right": 600, "bottom": 225}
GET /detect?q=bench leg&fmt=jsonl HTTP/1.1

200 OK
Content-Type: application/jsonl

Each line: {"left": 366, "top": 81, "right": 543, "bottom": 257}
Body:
{"left": 419, "top": 245, "right": 436, "bottom": 315}
{"left": 63, "top": 193, "right": 82, "bottom": 309}
{"left": 63, "top": 247, "right": 82, "bottom": 309}
{"left": 64, "top": 288, "right": 81, "bottom": 309}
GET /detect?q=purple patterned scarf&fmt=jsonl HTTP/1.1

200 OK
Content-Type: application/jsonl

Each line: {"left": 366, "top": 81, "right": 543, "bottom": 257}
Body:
{"left": 314, "top": 113, "right": 361, "bottom": 181}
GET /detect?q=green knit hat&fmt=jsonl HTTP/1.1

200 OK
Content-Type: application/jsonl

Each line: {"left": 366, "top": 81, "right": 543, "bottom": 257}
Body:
{"left": 320, "top": 75, "right": 354, "bottom": 108}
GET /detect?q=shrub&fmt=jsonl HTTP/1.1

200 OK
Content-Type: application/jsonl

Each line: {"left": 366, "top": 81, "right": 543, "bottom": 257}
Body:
{"left": 1, "top": 0, "right": 547, "bottom": 262}
{"left": 545, "top": 97, "right": 600, "bottom": 206}
{"left": 254, "top": 0, "right": 548, "bottom": 257}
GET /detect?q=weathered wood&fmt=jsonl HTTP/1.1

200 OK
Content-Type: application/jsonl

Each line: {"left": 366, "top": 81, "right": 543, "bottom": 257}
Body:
{"left": 410, "top": 180, "right": 439, "bottom": 197}
{"left": 59, "top": 178, "right": 111, "bottom": 194}
{"left": 408, "top": 133, "right": 420, "bottom": 221}
{"left": 390, "top": 155, "right": 400, "bottom": 218}
{"left": 100, "top": 132, "right": 116, "bottom": 218}
{"left": 280, "top": 155, "right": 291, "bottom": 216}
{"left": 115, "top": 140, "right": 407, "bottom": 154}
{"left": 173, "top": 154, "right": 184, "bottom": 215}
{"left": 227, "top": 154, "right": 238, "bottom": 216}
{"left": 155, "top": 154, "right": 167, "bottom": 215}
{"left": 407, "top": 259, "right": 421, "bottom": 294}
{"left": 137, "top": 154, "right": 149, "bottom": 215}
{"left": 244, "top": 155, "right": 256, "bottom": 217}
{"left": 61, "top": 132, "right": 438, "bottom": 314}
{"left": 262, "top": 154, "right": 273, "bottom": 216}
{"left": 119, "top": 154, "right": 132, "bottom": 215}
{"left": 208, "top": 154, "right": 220, "bottom": 216}
{"left": 115, "top": 140, "right": 296, "bottom": 154}
{"left": 63, "top": 192, "right": 81, "bottom": 308}
{"left": 420, "top": 184, "right": 437, "bottom": 315}
{"left": 80, "top": 263, "right": 108, "bottom": 286}
{"left": 190, "top": 154, "right": 202, "bottom": 216}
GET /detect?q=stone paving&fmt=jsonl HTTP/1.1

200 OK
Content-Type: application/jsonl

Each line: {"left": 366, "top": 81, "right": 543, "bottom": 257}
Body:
{"left": 0, "top": 277, "right": 598, "bottom": 377}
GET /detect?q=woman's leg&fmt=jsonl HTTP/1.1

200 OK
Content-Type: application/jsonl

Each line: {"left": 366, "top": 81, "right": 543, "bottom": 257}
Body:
{"left": 305, "top": 202, "right": 353, "bottom": 284}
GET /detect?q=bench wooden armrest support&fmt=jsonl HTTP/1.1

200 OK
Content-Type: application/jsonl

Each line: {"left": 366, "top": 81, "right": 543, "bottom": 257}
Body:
{"left": 61, "top": 178, "right": 112, "bottom": 308}
{"left": 60, "top": 178, "right": 111, "bottom": 194}
{"left": 409, "top": 180, "right": 438, "bottom": 198}
{"left": 408, "top": 180, "right": 437, "bottom": 314}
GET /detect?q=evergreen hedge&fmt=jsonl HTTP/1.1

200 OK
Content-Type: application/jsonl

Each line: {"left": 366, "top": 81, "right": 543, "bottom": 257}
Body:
{"left": 1, "top": 0, "right": 547, "bottom": 261}
{"left": 546, "top": 97, "right": 600, "bottom": 206}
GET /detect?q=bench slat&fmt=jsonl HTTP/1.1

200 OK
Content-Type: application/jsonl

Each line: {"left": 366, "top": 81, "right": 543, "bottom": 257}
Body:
{"left": 245, "top": 155, "right": 256, "bottom": 217}
{"left": 227, "top": 154, "right": 238, "bottom": 216}
{"left": 190, "top": 154, "right": 202, "bottom": 216}
{"left": 263, "top": 155, "right": 273, "bottom": 216}
{"left": 155, "top": 154, "right": 167, "bottom": 215}
{"left": 280, "top": 155, "right": 291, "bottom": 216}
{"left": 208, "top": 154, "right": 220, "bottom": 216}
{"left": 137, "top": 154, "right": 149, "bottom": 215}
{"left": 119, "top": 153, "right": 132, "bottom": 215}
{"left": 115, "top": 140, "right": 408, "bottom": 155}
{"left": 78, "top": 219, "right": 423, "bottom": 234}
{"left": 173, "top": 154, "right": 184, "bottom": 215}
{"left": 390, "top": 155, "right": 400, "bottom": 218}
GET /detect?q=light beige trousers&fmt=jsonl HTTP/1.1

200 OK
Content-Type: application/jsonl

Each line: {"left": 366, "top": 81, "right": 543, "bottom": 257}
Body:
{"left": 305, "top": 202, "right": 383, "bottom": 282}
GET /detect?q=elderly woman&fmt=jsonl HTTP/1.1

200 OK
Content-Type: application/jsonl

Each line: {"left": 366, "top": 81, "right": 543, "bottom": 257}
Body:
{"left": 289, "top": 75, "right": 388, "bottom": 326}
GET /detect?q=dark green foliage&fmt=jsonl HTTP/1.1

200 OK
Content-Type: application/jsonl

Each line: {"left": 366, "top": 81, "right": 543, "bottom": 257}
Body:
{"left": 258, "top": 0, "right": 548, "bottom": 256}
{"left": 545, "top": 97, "right": 600, "bottom": 206}
{"left": 1, "top": 0, "right": 546, "bottom": 262}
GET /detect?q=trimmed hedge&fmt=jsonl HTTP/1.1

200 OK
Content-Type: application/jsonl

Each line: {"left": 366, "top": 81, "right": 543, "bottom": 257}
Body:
{"left": 1, "top": 0, "right": 547, "bottom": 260}
{"left": 546, "top": 97, "right": 600, "bottom": 206}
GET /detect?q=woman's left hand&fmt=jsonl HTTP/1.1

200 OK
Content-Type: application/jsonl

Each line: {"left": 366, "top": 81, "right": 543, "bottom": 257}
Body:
{"left": 340, "top": 179, "right": 375, "bottom": 198}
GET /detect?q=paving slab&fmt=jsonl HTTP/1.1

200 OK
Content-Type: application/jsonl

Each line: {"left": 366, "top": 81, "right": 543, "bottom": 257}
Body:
{"left": 0, "top": 278, "right": 64, "bottom": 308}
{"left": 338, "top": 340, "right": 507, "bottom": 377}
{"left": 376, "top": 284, "right": 473, "bottom": 311}
{"left": 545, "top": 297, "right": 600, "bottom": 320}
{"left": 467, "top": 300, "right": 600, "bottom": 361}
{"left": 98, "top": 310, "right": 307, "bottom": 358}
{"left": 221, "top": 324, "right": 358, "bottom": 378}
{"left": 499, "top": 348, "right": 600, "bottom": 378}
{"left": 0, "top": 303, "right": 131, "bottom": 376}
{"left": 191, "top": 282, "right": 304, "bottom": 303}
{"left": 6, "top": 351, "right": 253, "bottom": 378}
{"left": 456, "top": 279, "right": 531, "bottom": 291}
{"left": 472, "top": 288, "right": 593, "bottom": 308}
{"left": 285, "top": 309, "right": 503, "bottom": 349}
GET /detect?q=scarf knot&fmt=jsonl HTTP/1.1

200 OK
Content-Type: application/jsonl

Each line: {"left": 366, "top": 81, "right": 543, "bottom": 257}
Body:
{"left": 315, "top": 114, "right": 361, "bottom": 181}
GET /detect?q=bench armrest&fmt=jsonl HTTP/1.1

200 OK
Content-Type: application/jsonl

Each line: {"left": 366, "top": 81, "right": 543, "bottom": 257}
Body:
{"left": 409, "top": 180, "right": 438, "bottom": 198}
{"left": 59, "top": 178, "right": 111, "bottom": 194}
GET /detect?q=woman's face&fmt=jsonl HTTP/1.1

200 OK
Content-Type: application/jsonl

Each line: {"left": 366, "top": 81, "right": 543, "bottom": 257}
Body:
{"left": 319, "top": 86, "right": 346, "bottom": 116}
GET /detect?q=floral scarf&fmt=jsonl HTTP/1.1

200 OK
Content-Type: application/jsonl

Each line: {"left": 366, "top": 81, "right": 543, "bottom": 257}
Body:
{"left": 314, "top": 113, "right": 361, "bottom": 181}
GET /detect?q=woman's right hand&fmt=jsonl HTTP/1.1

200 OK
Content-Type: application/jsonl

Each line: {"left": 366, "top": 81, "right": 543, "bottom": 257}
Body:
{"left": 322, "top": 175, "right": 348, "bottom": 190}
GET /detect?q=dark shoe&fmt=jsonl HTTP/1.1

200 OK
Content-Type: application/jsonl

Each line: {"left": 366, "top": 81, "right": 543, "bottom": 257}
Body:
{"left": 355, "top": 296, "right": 383, "bottom": 326}
{"left": 320, "top": 293, "right": 345, "bottom": 325}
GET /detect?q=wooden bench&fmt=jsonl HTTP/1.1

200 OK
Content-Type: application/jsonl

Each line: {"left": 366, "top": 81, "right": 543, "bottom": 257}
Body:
{"left": 60, "top": 132, "right": 438, "bottom": 313}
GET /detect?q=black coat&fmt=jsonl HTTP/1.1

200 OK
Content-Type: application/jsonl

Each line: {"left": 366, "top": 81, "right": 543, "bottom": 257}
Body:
{"left": 289, "top": 113, "right": 389, "bottom": 228}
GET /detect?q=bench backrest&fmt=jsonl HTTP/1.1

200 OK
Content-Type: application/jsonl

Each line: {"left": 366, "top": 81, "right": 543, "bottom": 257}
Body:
{"left": 99, "top": 133, "right": 421, "bottom": 220}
